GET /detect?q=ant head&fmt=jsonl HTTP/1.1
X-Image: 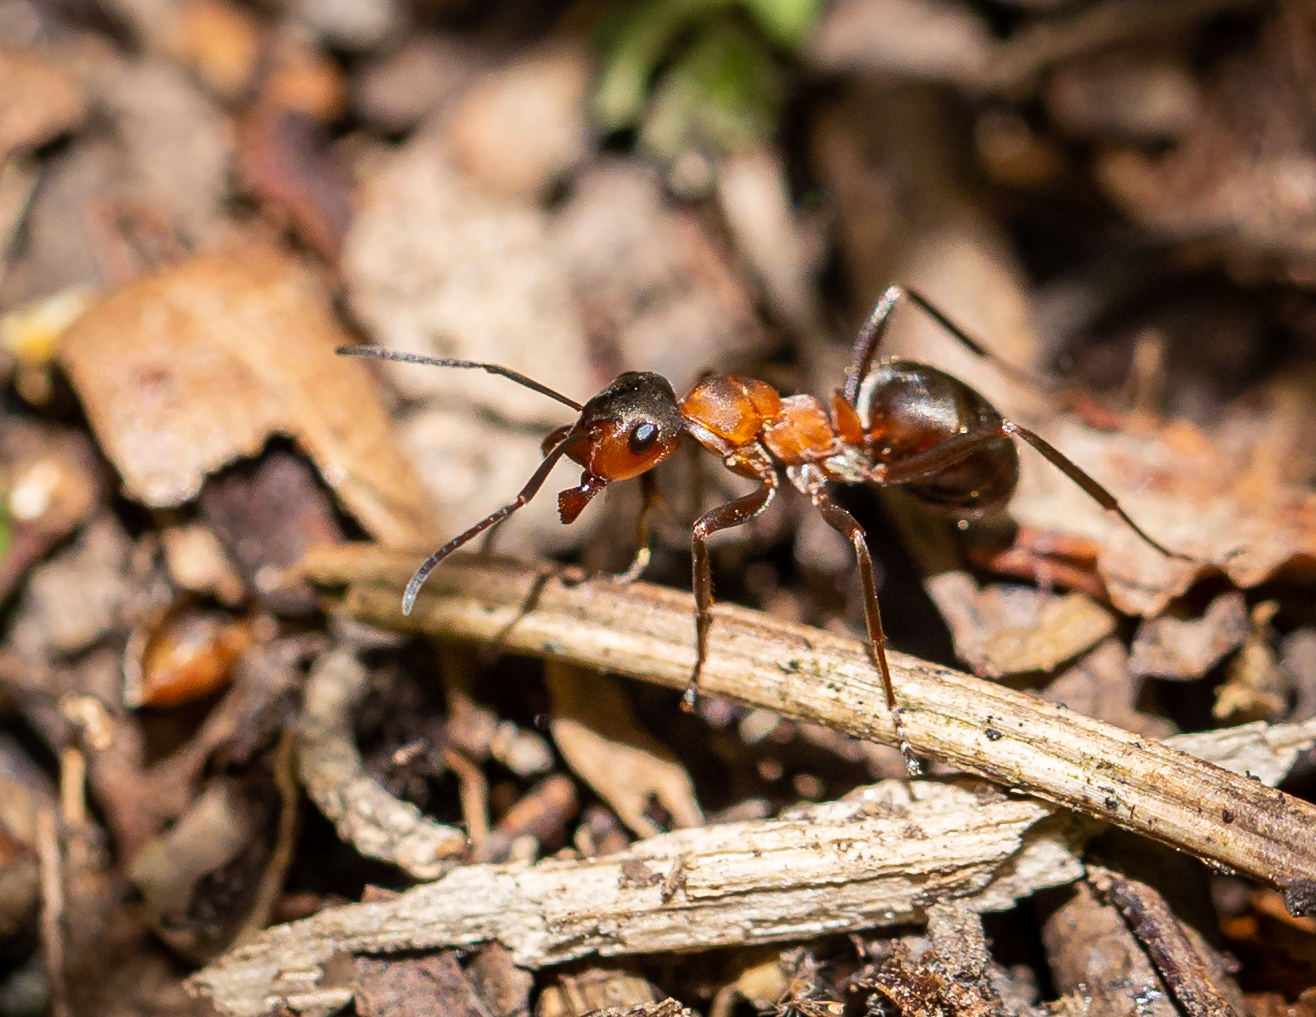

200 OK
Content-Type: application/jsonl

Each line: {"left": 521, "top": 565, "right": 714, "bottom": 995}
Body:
{"left": 574, "top": 371, "right": 686, "bottom": 482}
{"left": 555, "top": 372, "right": 685, "bottom": 524}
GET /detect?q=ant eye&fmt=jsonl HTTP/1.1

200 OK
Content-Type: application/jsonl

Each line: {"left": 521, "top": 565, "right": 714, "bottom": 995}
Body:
{"left": 629, "top": 421, "right": 659, "bottom": 454}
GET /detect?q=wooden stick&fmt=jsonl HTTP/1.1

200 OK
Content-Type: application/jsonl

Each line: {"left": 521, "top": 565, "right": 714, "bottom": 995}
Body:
{"left": 303, "top": 545, "right": 1316, "bottom": 910}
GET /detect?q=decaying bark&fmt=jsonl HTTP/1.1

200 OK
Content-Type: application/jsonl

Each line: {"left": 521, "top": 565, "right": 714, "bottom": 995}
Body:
{"left": 1041, "top": 881, "right": 1176, "bottom": 1017}
{"left": 191, "top": 779, "right": 1083, "bottom": 1016}
{"left": 1090, "top": 866, "right": 1243, "bottom": 1017}
{"left": 303, "top": 548, "right": 1316, "bottom": 905}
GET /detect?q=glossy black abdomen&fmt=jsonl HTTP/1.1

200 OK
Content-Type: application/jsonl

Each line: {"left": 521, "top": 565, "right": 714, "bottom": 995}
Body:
{"left": 858, "top": 360, "right": 1019, "bottom": 516}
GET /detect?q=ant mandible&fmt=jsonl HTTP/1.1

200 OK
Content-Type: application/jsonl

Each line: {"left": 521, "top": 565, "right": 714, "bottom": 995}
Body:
{"left": 339, "top": 285, "right": 1190, "bottom": 774}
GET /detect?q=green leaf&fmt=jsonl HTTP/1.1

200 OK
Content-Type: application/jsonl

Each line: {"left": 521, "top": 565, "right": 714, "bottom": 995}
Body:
{"left": 639, "top": 18, "right": 783, "bottom": 164}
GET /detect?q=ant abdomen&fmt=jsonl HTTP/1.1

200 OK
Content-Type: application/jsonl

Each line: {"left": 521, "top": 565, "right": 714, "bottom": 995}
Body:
{"left": 860, "top": 360, "right": 1019, "bottom": 516}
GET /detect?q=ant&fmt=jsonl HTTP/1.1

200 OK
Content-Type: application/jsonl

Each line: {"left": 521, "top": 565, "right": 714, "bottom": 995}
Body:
{"left": 339, "top": 286, "right": 1189, "bottom": 774}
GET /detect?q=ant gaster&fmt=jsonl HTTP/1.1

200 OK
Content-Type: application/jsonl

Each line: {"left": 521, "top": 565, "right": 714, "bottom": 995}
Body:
{"left": 339, "top": 286, "right": 1190, "bottom": 775}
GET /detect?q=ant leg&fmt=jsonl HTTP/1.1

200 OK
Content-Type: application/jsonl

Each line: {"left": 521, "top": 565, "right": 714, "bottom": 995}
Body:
{"left": 809, "top": 488, "right": 920, "bottom": 775}
{"left": 877, "top": 422, "right": 1190, "bottom": 561}
{"left": 879, "top": 433, "right": 997, "bottom": 484}
{"left": 401, "top": 431, "right": 586, "bottom": 614}
{"left": 1002, "top": 421, "right": 1194, "bottom": 561}
{"left": 613, "top": 471, "right": 662, "bottom": 584}
{"left": 484, "top": 424, "right": 582, "bottom": 558}
{"left": 843, "top": 286, "right": 904, "bottom": 405}
{"left": 843, "top": 286, "right": 1043, "bottom": 405}
{"left": 685, "top": 473, "right": 778, "bottom": 711}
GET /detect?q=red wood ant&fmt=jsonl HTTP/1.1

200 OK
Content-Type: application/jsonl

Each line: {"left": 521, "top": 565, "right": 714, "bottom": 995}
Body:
{"left": 339, "top": 286, "right": 1189, "bottom": 773}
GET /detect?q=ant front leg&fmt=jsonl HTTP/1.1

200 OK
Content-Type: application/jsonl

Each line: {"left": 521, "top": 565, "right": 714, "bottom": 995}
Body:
{"left": 805, "top": 480, "right": 920, "bottom": 775}
{"left": 685, "top": 458, "right": 779, "bottom": 711}
{"left": 613, "top": 471, "right": 662, "bottom": 584}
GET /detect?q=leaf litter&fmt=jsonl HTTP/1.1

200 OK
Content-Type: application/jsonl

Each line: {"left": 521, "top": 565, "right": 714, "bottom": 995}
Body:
{"left": 1, "top": 1, "right": 1316, "bottom": 1015}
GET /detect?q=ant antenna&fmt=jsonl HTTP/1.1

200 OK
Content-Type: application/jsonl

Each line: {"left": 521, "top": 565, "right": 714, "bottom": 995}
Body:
{"left": 337, "top": 345, "right": 584, "bottom": 411}
{"left": 400, "top": 429, "right": 588, "bottom": 614}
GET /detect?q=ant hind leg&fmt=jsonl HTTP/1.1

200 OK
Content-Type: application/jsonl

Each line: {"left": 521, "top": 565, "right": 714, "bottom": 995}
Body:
{"left": 809, "top": 486, "right": 920, "bottom": 775}
{"left": 844, "top": 286, "right": 1046, "bottom": 405}
{"left": 1003, "top": 421, "right": 1194, "bottom": 562}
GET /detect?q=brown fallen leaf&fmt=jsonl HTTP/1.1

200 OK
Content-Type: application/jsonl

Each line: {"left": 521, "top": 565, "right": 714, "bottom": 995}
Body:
{"left": 236, "top": 105, "right": 354, "bottom": 261}
{"left": 353, "top": 951, "right": 493, "bottom": 1017}
{"left": 9, "top": 514, "right": 133, "bottom": 662}
{"left": 344, "top": 135, "right": 591, "bottom": 426}
{"left": 200, "top": 449, "right": 345, "bottom": 614}
{"left": 555, "top": 159, "right": 767, "bottom": 395}
{"left": 162, "top": 0, "right": 263, "bottom": 101}
{"left": 545, "top": 660, "right": 703, "bottom": 839}
{"left": 464, "top": 943, "right": 532, "bottom": 1017}
{"left": 1094, "top": 2, "right": 1316, "bottom": 273}
{"left": 1214, "top": 601, "right": 1288, "bottom": 725}
{"left": 1129, "top": 591, "right": 1249, "bottom": 680}
{"left": 924, "top": 572, "right": 1115, "bottom": 678}
{"left": 1008, "top": 413, "right": 1314, "bottom": 616}
{"left": 57, "top": 242, "right": 438, "bottom": 547}
{"left": 1042, "top": 638, "right": 1174, "bottom": 740}
{"left": 448, "top": 41, "right": 592, "bottom": 200}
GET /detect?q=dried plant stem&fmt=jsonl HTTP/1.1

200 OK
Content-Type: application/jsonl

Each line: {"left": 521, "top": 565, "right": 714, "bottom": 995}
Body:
{"left": 304, "top": 547, "right": 1316, "bottom": 908}
{"left": 1089, "top": 866, "right": 1242, "bottom": 1017}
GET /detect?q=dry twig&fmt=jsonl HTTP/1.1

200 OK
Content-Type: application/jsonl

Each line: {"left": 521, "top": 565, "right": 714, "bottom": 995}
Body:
{"left": 304, "top": 547, "right": 1316, "bottom": 906}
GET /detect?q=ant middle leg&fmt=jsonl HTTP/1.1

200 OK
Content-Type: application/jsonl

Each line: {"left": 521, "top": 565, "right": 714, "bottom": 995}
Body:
{"left": 685, "top": 469, "right": 778, "bottom": 711}
{"left": 808, "top": 485, "right": 920, "bottom": 775}
{"left": 613, "top": 471, "right": 663, "bottom": 584}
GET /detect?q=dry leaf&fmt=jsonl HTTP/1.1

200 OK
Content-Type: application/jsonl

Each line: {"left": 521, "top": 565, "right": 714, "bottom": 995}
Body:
{"left": 1008, "top": 414, "right": 1314, "bottom": 616}
{"left": 95, "top": 58, "right": 235, "bottom": 246}
{"left": 1214, "top": 602, "right": 1288, "bottom": 724}
{"left": 546, "top": 660, "right": 703, "bottom": 838}
{"left": 1129, "top": 592, "right": 1249, "bottom": 680}
{"left": 57, "top": 243, "right": 437, "bottom": 547}
{"left": 353, "top": 952, "right": 493, "bottom": 1017}
{"left": 10, "top": 515, "right": 133, "bottom": 661}
{"left": 807, "top": 0, "right": 995, "bottom": 85}
{"left": 1042, "top": 638, "right": 1174, "bottom": 738}
{"left": 344, "top": 135, "right": 591, "bottom": 426}
{"left": 555, "top": 159, "right": 766, "bottom": 395}
{"left": 163, "top": 0, "right": 263, "bottom": 101}
{"left": 1095, "top": 3, "right": 1316, "bottom": 272}
{"left": 448, "top": 41, "right": 592, "bottom": 200}
{"left": 925, "top": 573, "right": 1115, "bottom": 678}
